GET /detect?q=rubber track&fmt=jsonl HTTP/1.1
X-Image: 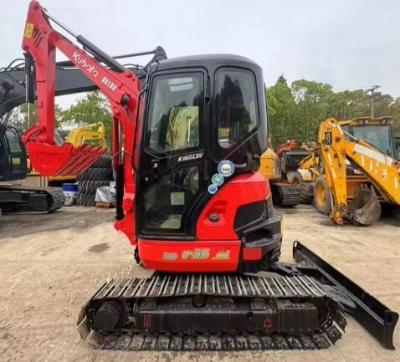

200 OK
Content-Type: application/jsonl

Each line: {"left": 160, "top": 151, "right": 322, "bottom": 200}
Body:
{"left": 0, "top": 186, "right": 64, "bottom": 213}
{"left": 79, "top": 274, "right": 347, "bottom": 351}
{"left": 95, "top": 329, "right": 343, "bottom": 351}
{"left": 272, "top": 183, "right": 303, "bottom": 206}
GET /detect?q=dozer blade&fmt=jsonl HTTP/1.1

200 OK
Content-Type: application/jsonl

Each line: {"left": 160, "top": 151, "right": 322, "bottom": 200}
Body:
{"left": 293, "top": 241, "right": 398, "bottom": 350}
{"left": 27, "top": 142, "right": 106, "bottom": 177}
{"left": 347, "top": 187, "right": 382, "bottom": 226}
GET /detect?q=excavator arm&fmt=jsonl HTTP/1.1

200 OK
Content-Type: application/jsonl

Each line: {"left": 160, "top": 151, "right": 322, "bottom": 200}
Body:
{"left": 21, "top": 1, "right": 142, "bottom": 243}
{"left": 318, "top": 118, "right": 349, "bottom": 224}
{"left": 318, "top": 117, "right": 400, "bottom": 225}
{"left": 346, "top": 141, "right": 400, "bottom": 204}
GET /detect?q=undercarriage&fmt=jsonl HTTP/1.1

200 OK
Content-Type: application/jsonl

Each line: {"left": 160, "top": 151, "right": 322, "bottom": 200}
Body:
{"left": 271, "top": 183, "right": 303, "bottom": 207}
{"left": 77, "top": 242, "right": 398, "bottom": 351}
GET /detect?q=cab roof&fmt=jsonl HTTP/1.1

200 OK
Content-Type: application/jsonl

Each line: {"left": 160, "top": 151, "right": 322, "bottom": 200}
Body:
{"left": 153, "top": 54, "right": 262, "bottom": 72}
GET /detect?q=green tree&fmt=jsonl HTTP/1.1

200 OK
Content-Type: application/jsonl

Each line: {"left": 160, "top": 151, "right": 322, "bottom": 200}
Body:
{"left": 291, "top": 79, "right": 335, "bottom": 143}
{"left": 7, "top": 102, "right": 63, "bottom": 130}
{"left": 266, "top": 75, "right": 296, "bottom": 147}
{"left": 329, "top": 90, "right": 370, "bottom": 120}
{"left": 265, "top": 78, "right": 400, "bottom": 144}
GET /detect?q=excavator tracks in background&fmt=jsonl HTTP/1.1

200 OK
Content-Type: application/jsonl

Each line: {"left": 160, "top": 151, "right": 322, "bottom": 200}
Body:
{"left": 271, "top": 183, "right": 303, "bottom": 207}
{"left": 0, "top": 186, "right": 64, "bottom": 214}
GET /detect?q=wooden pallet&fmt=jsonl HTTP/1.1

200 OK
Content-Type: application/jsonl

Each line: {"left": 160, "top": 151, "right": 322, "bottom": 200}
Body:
{"left": 95, "top": 201, "right": 115, "bottom": 209}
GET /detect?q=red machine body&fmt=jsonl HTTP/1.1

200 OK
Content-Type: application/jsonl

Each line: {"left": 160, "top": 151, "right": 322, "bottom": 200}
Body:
{"left": 138, "top": 173, "right": 272, "bottom": 272}
{"left": 276, "top": 140, "right": 297, "bottom": 158}
{"left": 22, "top": 1, "right": 281, "bottom": 274}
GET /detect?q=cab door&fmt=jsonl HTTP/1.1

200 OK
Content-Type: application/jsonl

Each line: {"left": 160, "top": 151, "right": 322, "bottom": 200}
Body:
{"left": 0, "top": 126, "right": 27, "bottom": 181}
{"left": 138, "top": 71, "right": 208, "bottom": 238}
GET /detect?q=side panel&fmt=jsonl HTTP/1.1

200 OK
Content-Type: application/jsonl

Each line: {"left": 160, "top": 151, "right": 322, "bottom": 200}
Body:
{"left": 138, "top": 239, "right": 240, "bottom": 272}
{"left": 196, "top": 173, "right": 269, "bottom": 240}
{"left": 138, "top": 172, "right": 271, "bottom": 273}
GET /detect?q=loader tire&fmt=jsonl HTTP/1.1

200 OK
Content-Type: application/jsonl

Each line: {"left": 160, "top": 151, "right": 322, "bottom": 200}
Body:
{"left": 78, "top": 168, "right": 112, "bottom": 181}
{"left": 89, "top": 180, "right": 110, "bottom": 192}
{"left": 314, "top": 176, "right": 331, "bottom": 215}
{"left": 76, "top": 155, "right": 113, "bottom": 207}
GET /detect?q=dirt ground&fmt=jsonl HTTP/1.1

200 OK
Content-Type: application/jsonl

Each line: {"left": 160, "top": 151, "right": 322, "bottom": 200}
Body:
{"left": 0, "top": 205, "right": 399, "bottom": 362}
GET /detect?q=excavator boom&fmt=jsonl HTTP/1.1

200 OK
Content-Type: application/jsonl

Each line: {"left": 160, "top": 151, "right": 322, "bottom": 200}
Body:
{"left": 22, "top": 1, "right": 138, "bottom": 167}
{"left": 21, "top": 1, "right": 143, "bottom": 242}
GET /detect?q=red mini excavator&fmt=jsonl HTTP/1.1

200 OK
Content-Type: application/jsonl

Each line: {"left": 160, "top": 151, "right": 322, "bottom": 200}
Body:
{"left": 20, "top": 1, "right": 397, "bottom": 351}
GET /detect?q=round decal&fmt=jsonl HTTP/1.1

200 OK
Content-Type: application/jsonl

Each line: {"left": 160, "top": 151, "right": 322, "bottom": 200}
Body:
{"left": 208, "top": 184, "right": 218, "bottom": 194}
{"left": 211, "top": 173, "right": 224, "bottom": 187}
{"left": 218, "top": 160, "right": 235, "bottom": 177}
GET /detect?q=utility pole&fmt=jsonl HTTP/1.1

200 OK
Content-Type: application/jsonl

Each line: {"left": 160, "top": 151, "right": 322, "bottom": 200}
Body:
{"left": 365, "top": 85, "right": 381, "bottom": 117}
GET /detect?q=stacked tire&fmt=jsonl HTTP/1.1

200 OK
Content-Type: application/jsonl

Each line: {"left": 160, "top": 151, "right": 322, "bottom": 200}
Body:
{"left": 77, "top": 156, "right": 113, "bottom": 207}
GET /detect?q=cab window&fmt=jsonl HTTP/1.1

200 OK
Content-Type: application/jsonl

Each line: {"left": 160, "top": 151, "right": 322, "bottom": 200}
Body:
{"left": 6, "top": 128, "right": 23, "bottom": 154}
{"left": 147, "top": 73, "right": 203, "bottom": 153}
{"left": 215, "top": 68, "right": 258, "bottom": 149}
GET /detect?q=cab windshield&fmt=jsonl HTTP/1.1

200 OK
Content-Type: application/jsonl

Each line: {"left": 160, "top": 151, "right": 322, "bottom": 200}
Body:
{"left": 342, "top": 125, "right": 395, "bottom": 158}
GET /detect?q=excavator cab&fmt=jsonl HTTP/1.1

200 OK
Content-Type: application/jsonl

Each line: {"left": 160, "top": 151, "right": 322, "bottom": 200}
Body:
{"left": 0, "top": 124, "right": 28, "bottom": 181}
{"left": 21, "top": 1, "right": 278, "bottom": 272}
{"left": 138, "top": 56, "right": 267, "bottom": 238}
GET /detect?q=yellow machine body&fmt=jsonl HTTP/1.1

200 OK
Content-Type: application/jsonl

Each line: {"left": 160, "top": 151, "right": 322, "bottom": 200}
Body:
{"left": 64, "top": 122, "right": 107, "bottom": 148}
{"left": 259, "top": 147, "right": 281, "bottom": 181}
{"left": 317, "top": 117, "right": 400, "bottom": 225}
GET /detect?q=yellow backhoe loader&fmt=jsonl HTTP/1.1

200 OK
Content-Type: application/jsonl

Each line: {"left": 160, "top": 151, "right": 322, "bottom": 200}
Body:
{"left": 314, "top": 116, "right": 399, "bottom": 225}
{"left": 64, "top": 122, "right": 107, "bottom": 148}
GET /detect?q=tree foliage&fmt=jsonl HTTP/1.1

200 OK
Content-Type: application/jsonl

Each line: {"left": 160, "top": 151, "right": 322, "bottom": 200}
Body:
{"left": 267, "top": 76, "right": 400, "bottom": 147}
{"left": 7, "top": 102, "right": 63, "bottom": 130}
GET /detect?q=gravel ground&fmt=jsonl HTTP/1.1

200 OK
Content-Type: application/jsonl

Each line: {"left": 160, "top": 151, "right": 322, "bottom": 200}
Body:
{"left": 0, "top": 205, "right": 399, "bottom": 362}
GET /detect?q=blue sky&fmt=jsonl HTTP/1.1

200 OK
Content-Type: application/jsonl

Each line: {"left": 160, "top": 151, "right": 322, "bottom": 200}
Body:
{"left": 2, "top": 0, "right": 400, "bottom": 107}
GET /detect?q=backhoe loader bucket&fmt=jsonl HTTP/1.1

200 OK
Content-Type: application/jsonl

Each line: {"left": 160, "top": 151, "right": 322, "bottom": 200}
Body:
{"left": 27, "top": 142, "right": 106, "bottom": 177}
{"left": 347, "top": 187, "right": 382, "bottom": 225}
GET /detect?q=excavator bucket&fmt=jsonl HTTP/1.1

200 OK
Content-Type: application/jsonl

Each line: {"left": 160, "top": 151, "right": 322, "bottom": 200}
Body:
{"left": 347, "top": 187, "right": 382, "bottom": 226}
{"left": 26, "top": 142, "right": 106, "bottom": 177}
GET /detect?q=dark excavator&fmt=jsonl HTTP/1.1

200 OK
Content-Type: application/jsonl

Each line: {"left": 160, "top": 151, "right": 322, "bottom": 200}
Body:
{"left": 0, "top": 65, "right": 64, "bottom": 213}
{"left": 13, "top": 0, "right": 398, "bottom": 351}
{"left": 0, "top": 38, "right": 163, "bottom": 213}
